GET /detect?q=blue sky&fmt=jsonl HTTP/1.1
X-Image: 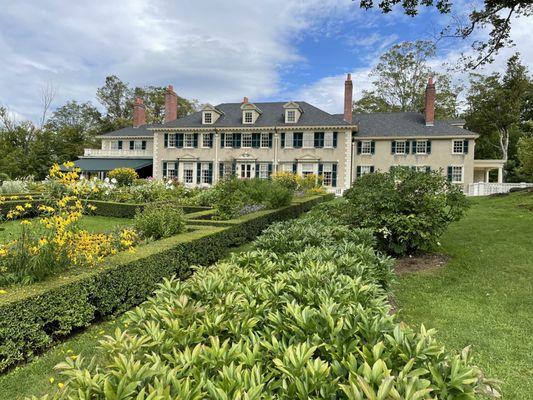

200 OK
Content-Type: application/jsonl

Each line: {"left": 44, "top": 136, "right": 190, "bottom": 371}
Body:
{"left": 0, "top": 0, "right": 531, "bottom": 123}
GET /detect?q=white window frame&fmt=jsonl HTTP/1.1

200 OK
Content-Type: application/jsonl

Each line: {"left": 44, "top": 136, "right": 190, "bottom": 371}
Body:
{"left": 395, "top": 140, "right": 406, "bottom": 155}
{"left": 451, "top": 165, "right": 463, "bottom": 183}
{"left": 322, "top": 163, "right": 333, "bottom": 186}
{"left": 416, "top": 140, "right": 427, "bottom": 154}
{"left": 284, "top": 132, "right": 293, "bottom": 148}
{"left": 361, "top": 141, "right": 372, "bottom": 155}
{"left": 301, "top": 163, "right": 315, "bottom": 177}
{"left": 110, "top": 141, "right": 121, "bottom": 150}
{"left": 242, "top": 133, "right": 252, "bottom": 148}
{"left": 166, "top": 162, "right": 176, "bottom": 179}
{"left": 203, "top": 112, "right": 212, "bottom": 124}
{"left": 452, "top": 140, "right": 465, "bottom": 154}
{"left": 303, "top": 132, "right": 314, "bottom": 149}
{"left": 183, "top": 133, "right": 194, "bottom": 148}
{"left": 220, "top": 163, "right": 232, "bottom": 178}
{"left": 324, "top": 132, "right": 334, "bottom": 148}
{"left": 243, "top": 111, "right": 253, "bottom": 124}
{"left": 415, "top": 165, "right": 429, "bottom": 172}
{"left": 286, "top": 110, "right": 296, "bottom": 123}
{"left": 202, "top": 133, "right": 212, "bottom": 148}
{"left": 183, "top": 162, "right": 194, "bottom": 184}
{"left": 360, "top": 165, "right": 372, "bottom": 176}
{"left": 132, "top": 140, "right": 143, "bottom": 150}
{"left": 201, "top": 163, "right": 210, "bottom": 184}
{"left": 258, "top": 163, "right": 269, "bottom": 179}
{"left": 167, "top": 133, "right": 176, "bottom": 148}
{"left": 260, "top": 132, "right": 270, "bottom": 148}
{"left": 282, "top": 163, "right": 293, "bottom": 172}
{"left": 224, "top": 133, "right": 233, "bottom": 148}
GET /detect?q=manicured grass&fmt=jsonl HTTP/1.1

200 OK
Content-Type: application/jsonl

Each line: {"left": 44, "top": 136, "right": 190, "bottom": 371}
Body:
{"left": 395, "top": 192, "right": 533, "bottom": 399}
{"left": 0, "top": 215, "right": 132, "bottom": 243}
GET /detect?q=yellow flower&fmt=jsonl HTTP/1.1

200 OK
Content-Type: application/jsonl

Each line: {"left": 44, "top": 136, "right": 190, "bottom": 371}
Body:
{"left": 0, "top": 248, "right": 7, "bottom": 257}
{"left": 24, "top": 203, "right": 32, "bottom": 209}
{"left": 0, "top": 290, "right": 7, "bottom": 294}
{"left": 15, "top": 205, "right": 25, "bottom": 212}
{"left": 57, "top": 382, "right": 64, "bottom": 389}
{"left": 49, "top": 377, "right": 55, "bottom": 384}
{"left": 21, "top": 220, "right": 32, "bottom": 226}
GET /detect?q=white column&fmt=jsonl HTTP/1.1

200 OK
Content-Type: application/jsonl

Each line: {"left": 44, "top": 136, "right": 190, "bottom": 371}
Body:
{"left": 485, "top": 170, "right": 490, "bottom": 183}
{"left": 214, "top": 132, "right": 219, "bottom": 183}
{"left": 497, "top": 167, "right": 503, "bottom": 183}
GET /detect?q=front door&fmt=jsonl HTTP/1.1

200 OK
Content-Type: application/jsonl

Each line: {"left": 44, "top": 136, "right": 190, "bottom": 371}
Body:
{"left": 240, "top": 163, "right": 252, "bottom": 179}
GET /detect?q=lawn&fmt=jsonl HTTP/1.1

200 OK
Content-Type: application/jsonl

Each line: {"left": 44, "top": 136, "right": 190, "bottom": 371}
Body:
{"left": 0, "top": 215, "right": 132, "bottom": 243}
{"left": 395, "top": 192, "right": 533, "bottom": 399}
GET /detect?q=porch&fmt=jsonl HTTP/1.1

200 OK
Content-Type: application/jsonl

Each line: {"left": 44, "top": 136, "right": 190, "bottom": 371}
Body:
{"left": 473, "top": 159, "right": 505, "bottom": 183}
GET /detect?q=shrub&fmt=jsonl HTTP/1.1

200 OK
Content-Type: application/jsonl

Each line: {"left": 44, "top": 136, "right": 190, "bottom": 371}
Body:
{"left": 261, "top": 182, "right": 293, "bottom": 208}
{"left": 344, "top": 169, "right": 469, "bottom": 256}
{"left": 297, "top": 172, "right": 322, "bottom": 191}
{"left": 133, "top": 202, "right": 186, "bottom": 239}
{"left": 107, "top": 168, "right": 138, "bottom": 186}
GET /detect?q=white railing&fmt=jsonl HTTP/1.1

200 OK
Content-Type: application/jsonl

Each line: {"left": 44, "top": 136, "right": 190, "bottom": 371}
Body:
{"left": 466, "top": 182, "right": 533, "bottom": 196}
{"left": 83, "top": 148, "right": 152, "bottom": 157}
{"left": 327, "top": 187, "right": 345, "bottom": 197}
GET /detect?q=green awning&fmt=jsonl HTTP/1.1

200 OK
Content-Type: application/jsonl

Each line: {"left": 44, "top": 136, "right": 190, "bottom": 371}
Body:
{"left": 74, "top": 158, "right": 153, "bottom": 172}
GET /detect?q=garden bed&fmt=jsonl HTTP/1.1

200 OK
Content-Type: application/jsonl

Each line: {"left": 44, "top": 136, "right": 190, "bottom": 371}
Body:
{"left": 0, "top": 194, "right": 331, "bottom": 373}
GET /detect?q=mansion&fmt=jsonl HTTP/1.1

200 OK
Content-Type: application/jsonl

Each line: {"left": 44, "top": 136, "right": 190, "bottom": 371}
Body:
{"left": 76, "top": 75, "right": 505, "bottom": 192}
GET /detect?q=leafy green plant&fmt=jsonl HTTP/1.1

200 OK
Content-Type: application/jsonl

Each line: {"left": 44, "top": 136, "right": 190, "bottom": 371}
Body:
{"left": 107, "top": 168, "right": 138, "bottom": 186}
{"left": 133, "top": 202, "right": 185, "bottom": 239}
{"left": 344, "top": 169, "right": 469, "bottom": 256}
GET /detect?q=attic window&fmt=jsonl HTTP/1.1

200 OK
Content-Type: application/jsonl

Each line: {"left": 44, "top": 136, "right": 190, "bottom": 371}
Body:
{"left": 244, "top": 111, "right": 253, "bottom": 124}
{"left": 204, "top": 112, "right": 212, "bottom": 124}
{"left": 287, "top": 110, "right": 296, "bottom": 123}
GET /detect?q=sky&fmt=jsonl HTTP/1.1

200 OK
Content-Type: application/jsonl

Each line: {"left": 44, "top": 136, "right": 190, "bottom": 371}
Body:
{"left": 0, "top": 0, "right": 532, "bottom": 123}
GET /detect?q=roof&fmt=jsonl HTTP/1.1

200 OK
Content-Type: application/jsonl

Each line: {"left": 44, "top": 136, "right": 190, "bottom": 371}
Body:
{"left": 349, "top": 112, "right": 477, "bottom": 138}
{"left": 98, "top": 125, "right": 154, "bottom": 138}
{"left": 161, "top": 102, "right": 351, "bottom": 128}
{"left": 74, "top": 158, "right": 153, "bottom": 171}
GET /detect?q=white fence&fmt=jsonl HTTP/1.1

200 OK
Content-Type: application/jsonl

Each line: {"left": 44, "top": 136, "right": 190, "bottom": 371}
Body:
{"left": 466, "top": 182, "right": 533, "bottom": 196}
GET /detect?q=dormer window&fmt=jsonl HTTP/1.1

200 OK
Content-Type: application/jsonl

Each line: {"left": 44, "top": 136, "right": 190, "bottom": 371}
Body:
{"left": 204, "top": 112, "right": 212, "bottom": 124}
{"left": 287, "top": 110, "right": 296, "bottom": 123}
{"left": 283, "top": 102, "right": 302, "bottom": 123}
{"left": 244, "top": 111, "right": 253, "bottom": 124}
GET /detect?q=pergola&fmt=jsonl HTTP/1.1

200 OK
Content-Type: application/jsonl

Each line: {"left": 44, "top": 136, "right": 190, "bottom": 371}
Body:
{"left": 473, "top": 159, "right": 505, "bottom": 183}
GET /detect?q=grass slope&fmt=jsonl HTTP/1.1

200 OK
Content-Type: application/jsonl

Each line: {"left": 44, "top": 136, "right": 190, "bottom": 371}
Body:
{"left": 0, "top": 215, "right": 132, "bottom": 243}
{"left": 396, "top": 192, "right": 533, "bottom": 399}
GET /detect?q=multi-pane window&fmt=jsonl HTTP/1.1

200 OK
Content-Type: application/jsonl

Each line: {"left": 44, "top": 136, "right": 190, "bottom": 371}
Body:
{"left": 167, "top": 133, "right": 176, "bottom": 147}
{"left": 282, "top": 164, "right": 293, "bottom": 172}
{"left": 416, "top": 141, "right": 427, "bottom": 154}
{"left": 451, "top": 166, "right": 463, "bottom": 183}
{"left": 225, "top": 133, "right": 234, "bottom": 148}
{"left": 260, "top": 132, "right": 270, "bottom": 148}
{"left": 111, "top": 141, "right": 122, "bottom": 150}
{"left": 284, "top": 132, "right": 293, "bottom": 148}
{"left": 301, "top": 163, "right": 315, "bottom": 177}
{"left": 220, "top": 163, "right": 233, "bottom": 178}
{"left": 183, "top": 163, "right": 194, "bottom": 183}
{"left": 416, "top": 165, "right": 430, "bottom": 172}
{"left": 287, "top": 110, "right": 296, "bottom": 123}
{"left": 322, "top": 163, "right": 333, "bottom": 186}
{"left": 303, "top": 132, "right": 314, "bottom": 148}
{"left": 324, "top": 132, "right": 334, "bottom": 148}
{"left": 244, "top": 111, "right": 253, "bottom": 124}
{"left": 132, "top": 140, "right": 143, "bottom": 150}
{"left": 242, "top": 133, "right": 252, "bottom": 148}
{"left": 202, "top": 133, "right": 212, "bottom": 148}
{"left": 184, "top": 133, "right": 194, "bottom": 148}
{"left": 361, "top": 141, "right": 372, "bottom": 155}
{"left": 201, "top": 163, "right": 210, "bottom": 184}
{"left": 259, "top": 164, "right": 269, "bottom": 179}
{"left": 204, "top": 112, "right": 212, "bottom": 124}
{"left": 453, "top": 140, "right": 464, "bottom": 154}
{"left": 166, "top": 162, "right": 176, "bottom": 179}
{"left": 395, "top": 141, "right": 406, "bottom": 154}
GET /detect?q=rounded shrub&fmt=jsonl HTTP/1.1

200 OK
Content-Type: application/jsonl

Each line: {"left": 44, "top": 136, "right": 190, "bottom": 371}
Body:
{"left": 133, "top": 202, "right": 186, "bottom": 239}
{"left": 108, "top": 168, "right": 138, "bottom": 186}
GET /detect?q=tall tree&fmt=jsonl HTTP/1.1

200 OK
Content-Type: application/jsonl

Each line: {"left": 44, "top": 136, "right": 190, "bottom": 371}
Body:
{"left": 465, "top": 54, "right": 532, "bottom": 178}
{"left": 353, "top": 41, "right": 462, "bottom": 118}
{"left": 358, "top": 0, "right": 533, "bottom": 69}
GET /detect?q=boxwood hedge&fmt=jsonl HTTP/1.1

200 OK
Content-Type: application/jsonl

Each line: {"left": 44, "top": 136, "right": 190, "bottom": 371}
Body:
{"left": 87, "top": 200, "right": 211, "bottom": 218}
{"left": 0, "top": 194, "right": 331, "bottom": 372}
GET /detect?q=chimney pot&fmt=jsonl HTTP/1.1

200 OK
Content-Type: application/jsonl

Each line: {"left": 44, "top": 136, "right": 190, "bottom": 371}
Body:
{"left": 243, "top": 96, "right": 249, "bottom": 103}
{"left": 133, "top": 97, "right": 146, "bottom": 128}
{"left": 425, "top": 77, "right": 436, "bottom": 126}
{"left": 164, "top": 84, "right": 178, "bottom": 123}
{"left": 344, "top": 73, "right": 353, "bottom": 123}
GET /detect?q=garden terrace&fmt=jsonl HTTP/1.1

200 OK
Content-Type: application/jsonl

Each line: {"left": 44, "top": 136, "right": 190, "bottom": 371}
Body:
{"left": 0, "top": 194, "right": 331, "bottom": 372}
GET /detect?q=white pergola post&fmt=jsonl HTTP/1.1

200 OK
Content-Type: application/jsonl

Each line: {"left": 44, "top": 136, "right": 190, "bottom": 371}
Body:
{"left": 485, "top": 170, "right": 490, "bottom": 183}
{"left": 497, "top": 167, "right": 503, "bottom": 183}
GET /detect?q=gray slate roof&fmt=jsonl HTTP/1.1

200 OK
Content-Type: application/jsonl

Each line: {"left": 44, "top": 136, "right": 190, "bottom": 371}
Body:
{"left": 349, "top": 112, "right": 477, "bottom": 138}
{"left": 98, "top": 125, "right": 154, "bottom": 137}
{"left": 161, "top": 102, "right": 351, "bottom": 128}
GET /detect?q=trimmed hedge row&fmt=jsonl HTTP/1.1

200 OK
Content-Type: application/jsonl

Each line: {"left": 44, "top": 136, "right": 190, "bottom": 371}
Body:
{"left": 87, "top": 200, "right": 212, "bottom": 218}
{"left": 0, "top": 194, "right": 332, "bottom": 372}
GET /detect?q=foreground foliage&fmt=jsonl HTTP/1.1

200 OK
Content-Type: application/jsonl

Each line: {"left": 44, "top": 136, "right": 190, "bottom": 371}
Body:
{"left": 344, "top": 169, "right": 469, "bottom": 256}
{"left": 38, "top": 209, "right": 497, "bottom": 399}
{"left": 133, "top": 202, "right": 186, "bottom": 240}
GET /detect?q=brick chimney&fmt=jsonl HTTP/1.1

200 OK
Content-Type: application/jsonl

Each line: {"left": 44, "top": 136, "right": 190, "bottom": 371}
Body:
{"left": 425, "top": 77, "right": 436, "bottom": 126}
{"left": 133, "top": 97, "right": 146, "bottom": 127}
{"left": 164, "top": 85, "right": 178, "bottom": 123}
{"left": 344, "top": 73, "right": 353, "bottom": 123}
{"left": 243, "top": 96, "right": 249, "bottom": 103}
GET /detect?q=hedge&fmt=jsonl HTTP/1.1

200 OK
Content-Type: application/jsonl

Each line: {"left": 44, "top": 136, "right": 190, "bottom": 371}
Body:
{"left": 0, "top": 194, "right": 332, "bottom": 372}
{"left": 0, "top": 199, "right": 45, "bottom": 219}
{"left": 87, "top": 200, "right": 212, "bottom": 218}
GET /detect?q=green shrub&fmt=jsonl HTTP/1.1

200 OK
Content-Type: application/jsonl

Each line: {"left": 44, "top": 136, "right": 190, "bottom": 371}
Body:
{"left": 85, "top": 200, "right": 142, "bottom": 218}
{"left": 107, "top": 168, "right": 138, "bottom": 186}
{"left": 0, "top": 195, "right": 328, "bottom": 372}
{"left": 271, "top": 171, "right": 298, "bottom": 191}
{"left": 344, "top": 169, "right": 469, "bottom": 256}
{"left": 133, "top": 203, "right": 186, "bottom": 239}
